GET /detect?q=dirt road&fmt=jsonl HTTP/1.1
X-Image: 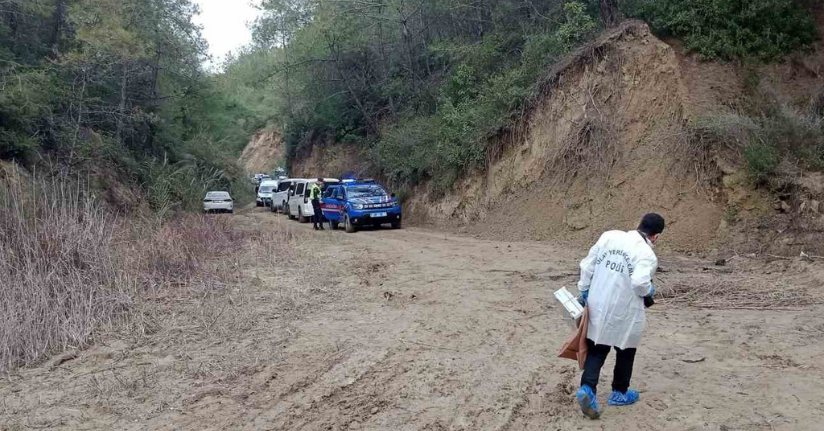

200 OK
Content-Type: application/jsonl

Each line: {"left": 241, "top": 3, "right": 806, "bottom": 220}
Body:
{"left": 2, "top": 209, "right": 823, "bottom": 430}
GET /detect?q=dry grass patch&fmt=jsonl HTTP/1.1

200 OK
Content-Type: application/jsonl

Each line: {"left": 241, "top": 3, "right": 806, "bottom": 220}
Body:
{"left": 657, "top": 270, "right": 814, "bottom": 310}
{"left": 0, "top": 170, "right": 248, "bottom": 373}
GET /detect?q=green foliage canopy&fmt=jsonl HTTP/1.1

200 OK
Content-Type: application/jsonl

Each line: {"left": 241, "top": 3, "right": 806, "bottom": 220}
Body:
{"left": 239, "top": 0, "right": 598, "bottom": 193}
{"left": 0, "top": 0, "right": 258, "bottom": 210}
{"left": 621, "top": 0, "right": 818, "bottom": 60}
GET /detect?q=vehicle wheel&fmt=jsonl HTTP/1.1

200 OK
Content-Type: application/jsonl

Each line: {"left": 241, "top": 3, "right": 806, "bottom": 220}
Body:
{"left": 287, "top": 206, "right": 295, "bottom": 220}
{"left": 229, "top": 209, "right": 234, "bottom": 214}
{"left": 256, "top": 202, "right": 262, "bottom": 207}
{"left": 299, "top": 209, "right": 310, "bottom": 224}
{"left": 391, "top": 220, "right": 402, "bottom": 229}
{"left": 344, "top": 214, "right": 357, "bottom": 233}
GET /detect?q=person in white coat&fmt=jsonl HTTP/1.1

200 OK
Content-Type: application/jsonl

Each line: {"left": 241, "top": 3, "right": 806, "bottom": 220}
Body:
{"left": 574, "top": 213, "right": 665, "bottom": 419}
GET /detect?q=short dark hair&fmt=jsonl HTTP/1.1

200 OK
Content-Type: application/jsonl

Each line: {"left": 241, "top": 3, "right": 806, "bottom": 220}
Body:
{"left": 317, "top": 178, "right": 324, "bottom": 182}
{"left": 638, "top": 213, "right": 665, "bottom": 236}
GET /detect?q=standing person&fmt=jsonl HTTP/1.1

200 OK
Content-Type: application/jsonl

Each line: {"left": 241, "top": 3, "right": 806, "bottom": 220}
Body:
{"left": 310, "top": 178, "right": 325, "bottom": 231}
{"left": 575, "top": 213, "right": 665, "bottom": 419}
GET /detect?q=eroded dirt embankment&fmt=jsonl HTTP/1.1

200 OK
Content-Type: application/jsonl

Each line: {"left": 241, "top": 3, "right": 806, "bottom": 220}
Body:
{"left": 405, "top": 21, "right": 824, "bottom": 255}
{"left": 239, "top": 129, "right": 286, "bottom": 174}
{"left": 408, "top": 22, "right": 721, "bottom": 252}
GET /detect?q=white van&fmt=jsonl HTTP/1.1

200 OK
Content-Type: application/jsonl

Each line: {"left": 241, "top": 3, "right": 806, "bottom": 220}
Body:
{"left": 286, "top": 178, "right": 340, "bottom": 222}
{"left": 256, "top": 180, "right": 279, "bottom": 207}
{"left": 270, "top": 178, "right": 296, "bottom": 213}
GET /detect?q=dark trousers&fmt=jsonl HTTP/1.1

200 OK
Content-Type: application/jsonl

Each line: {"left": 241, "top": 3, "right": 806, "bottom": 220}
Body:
{"left": 311, "top": 199, "right": 323, "bottom": 227}
{"left": 580, "top": 338, "right": 637, "bottom": 394}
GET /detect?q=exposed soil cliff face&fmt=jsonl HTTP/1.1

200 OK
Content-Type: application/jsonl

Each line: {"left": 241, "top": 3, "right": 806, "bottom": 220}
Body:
{"left": 401, "top": 21, "right": 824, "bottom": 255}
{"left": 289, "top": 143, "right": 363, "bottom": 179}
{"left": 239, "top": 129, "right": 285, "bottom": 174}
{"left": 406, "top": 22, "right": 724, "bottom": 252}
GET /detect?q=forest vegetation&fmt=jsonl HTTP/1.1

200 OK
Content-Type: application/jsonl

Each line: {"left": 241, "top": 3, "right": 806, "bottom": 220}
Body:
{"left": 2, "top": 1, "right": 821, "bottom": 200}
{"left": 228, "top": 0, "right": 822, "bottom": 194}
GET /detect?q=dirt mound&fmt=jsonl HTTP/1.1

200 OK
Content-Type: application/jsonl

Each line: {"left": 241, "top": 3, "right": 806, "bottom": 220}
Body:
{"left": 239, "top": 129, "right": 285, "bottom": 174}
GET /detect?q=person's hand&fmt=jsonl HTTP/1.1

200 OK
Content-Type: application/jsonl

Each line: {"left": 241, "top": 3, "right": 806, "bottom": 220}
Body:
{"left": 647, "top": 284, "right": 656, "bottom": 298}
{"left": 579, "top": 290, "right": 589, "bottom": 306}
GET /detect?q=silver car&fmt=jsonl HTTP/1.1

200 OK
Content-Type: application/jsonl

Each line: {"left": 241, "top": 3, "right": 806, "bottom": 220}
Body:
{"left": 203, "top": 191, "right": 234, "bottom": 214}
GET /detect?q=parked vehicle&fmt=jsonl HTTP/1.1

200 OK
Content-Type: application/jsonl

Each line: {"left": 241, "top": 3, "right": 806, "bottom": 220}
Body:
{"left": 321, "top": 180, "right": 401, "bottom": 232}
{"left": 203, "top": 191, "right": 234, "bottom": 214}
{"left": 270, "top": 178, "right": 296, "bottom": 213}
{"left": 286, "top": 178, "right": 340, "bottom": 223}
{"left": 253, "top": 173, "right": 270, "bottom": 184}
{"left": 256, "top": 180, "right": 279, "bottom": 207}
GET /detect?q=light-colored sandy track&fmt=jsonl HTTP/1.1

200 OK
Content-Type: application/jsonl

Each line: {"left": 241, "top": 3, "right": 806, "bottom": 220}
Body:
{"left": 2, "top": 209, "right": 823, "bottom": 430}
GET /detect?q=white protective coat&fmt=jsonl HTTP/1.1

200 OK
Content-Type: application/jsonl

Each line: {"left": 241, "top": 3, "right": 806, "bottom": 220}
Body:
{"left": 577, "top": 230, "right": 658, "bottom": 350}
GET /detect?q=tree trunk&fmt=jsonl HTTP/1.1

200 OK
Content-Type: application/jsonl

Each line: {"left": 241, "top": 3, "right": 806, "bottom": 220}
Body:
{"left": 4, "top": 1, "right": 20, "bottom": 53}
{"left": 282, "top": 12, "right": 292, "bottom": 117}
{"left": 69, "top": 68, "right": 87, "bottom": 173}
{"left": 324, "top": 32, "right": 378, "bottom": 135}
{"left": 117, "top": 64, "right": 128, "bottom": 144}
{"left": 599, "top": 0, "right": 620, "bottom": 27}
{"left": 50, "top": 0, "right": 67, "bottom": 55}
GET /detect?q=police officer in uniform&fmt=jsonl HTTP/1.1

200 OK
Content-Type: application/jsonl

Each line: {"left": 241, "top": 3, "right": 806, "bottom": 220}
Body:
{"left": 310, "top": 178, "right": 325, "bottom": 231}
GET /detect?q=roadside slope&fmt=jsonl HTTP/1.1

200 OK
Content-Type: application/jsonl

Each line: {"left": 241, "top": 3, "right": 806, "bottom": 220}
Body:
{"left": 277, "top": 21, "right": 824, "bottom": 256}
{"left": 239, "top": 129, "right": 285, "bottom": 174}
{"left": 407, "top": 22, "right": 721, "bottom": 253}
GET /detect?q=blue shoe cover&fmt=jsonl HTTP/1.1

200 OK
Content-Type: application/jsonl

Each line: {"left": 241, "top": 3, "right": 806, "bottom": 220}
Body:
{"left": 576, "top": 385, "right": 601, "bottom": 419}
{"left": 608, "top": 389, "right": 640, "bottom": 406}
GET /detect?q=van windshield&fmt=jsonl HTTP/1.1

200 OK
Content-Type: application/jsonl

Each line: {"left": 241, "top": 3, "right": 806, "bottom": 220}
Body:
{"left": 259, "top": 186, "right": 276, "bottom": 193}
{"left": 347, "top": 185, "right": 387, "bottom": 198}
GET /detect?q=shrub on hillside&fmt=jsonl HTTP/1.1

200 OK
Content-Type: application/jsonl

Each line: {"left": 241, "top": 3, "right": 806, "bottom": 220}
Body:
{"left": 621, "top": 0, "right": 818, "bottom": 59}
{"left": 696, "top": 104, "right": 824, "bottom": 188}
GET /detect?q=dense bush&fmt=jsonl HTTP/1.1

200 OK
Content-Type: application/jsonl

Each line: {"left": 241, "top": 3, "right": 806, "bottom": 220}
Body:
{"left": 696, "top": 104, "right": 824, "bottom": 188}
{"left": 621, "top": 0, "right": 818, "bottom": 59}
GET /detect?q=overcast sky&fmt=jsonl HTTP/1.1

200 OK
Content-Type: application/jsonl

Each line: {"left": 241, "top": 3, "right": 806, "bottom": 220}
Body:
{"left": 193, "top": 0, "right": 261, "bottom": 68}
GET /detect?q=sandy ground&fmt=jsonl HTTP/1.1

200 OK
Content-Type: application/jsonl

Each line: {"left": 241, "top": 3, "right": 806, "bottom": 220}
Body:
{"left": 2, "top": 208, "right": 823, "bottom": 431}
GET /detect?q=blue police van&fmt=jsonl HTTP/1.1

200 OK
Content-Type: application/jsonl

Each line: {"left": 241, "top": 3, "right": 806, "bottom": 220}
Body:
{"left": 321, "top": 180, "right": 402, "bottom": 233}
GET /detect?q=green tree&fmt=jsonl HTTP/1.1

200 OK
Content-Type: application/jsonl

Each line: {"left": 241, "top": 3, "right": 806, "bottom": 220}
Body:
{"left": 1, "top": 0, "right": 252, "bottom": 210}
